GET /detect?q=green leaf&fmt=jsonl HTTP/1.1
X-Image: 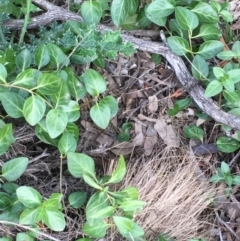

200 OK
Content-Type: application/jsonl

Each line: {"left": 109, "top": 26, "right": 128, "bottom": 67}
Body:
{"left": 37, "top": 73, "right": 61, "bottom": 95}
{"left": 16, "top": 233, "right": 34, "bottom": 241}
{"left": 167, "top": 36, "right": 190, "bottom": 56}
{"left": 232, "top": 41, "right": 240, "bottom": 53}
{"left": 19, "top": 209, "right": 37, "bottom": 225}
{"left": 2, "top": 182, "right": 18, "bottom": 194}
{"left": 223, "top": 78, "right": 234, "bottom": 92}
{"left": 90, "top": 102, "right": 111, "bottom": 129}
{"left": 175, "top": 7, "right": 198, "bottom": 31}
{"left": 51, "top": 81, "right": 71, "bottom": 106}
{"left": 0, "top": 92, "right": 24, "bottom": 118}
{"left": 58, "top": 100, "right": 80, "bottom": 122}
{"left": 100, "top": 95, "right": 118, "bottom": 117}
{"left": 43, "top": 193, "right": 62, "bottom": 209}
{"left": 35, "top": 44, "right": 50, "bottom": 69}
{"left": 16, "top": 186, "right": 42, "bottom": 209}
{"left": 2, "top": 157, "right": 28, "bottom": 181}
{"left": 213, "top": 67, "right": 225, "bottom": 79}
{"left": 196, "top": 24, "right": 221, "bottom": 41}
{"left": 43, "top": 208, "right": 66, "bottom": 231}
{"left": 197, "top": 40, "right": 224, "bottom": 59}
{"left": 183, "top": 125, "right": 204, "bottom": 142}
{"left": 0, "top": 124, "right": 15, "bottom": 155}
{"left": 23, "top": 95, "right": 46, "bottom": 126}
{"left": 204, "top": 80, "right": 222, "bottom": 97}
{"left": 113, "top": 216, "right": 144, "bottom": 239}
{"left": 135, "top": 7, "right": 151, "bottom": 28}
{"left": 210, "top": 0, "right": 221, "bottom": 12}
{"left": 46, "top": 43, "right": 69, "bottom": 69}
{"left": 81, "top": 68, "right": 106, "bottom": 96}
{"left": 191, "top": 55, "right": 209, "bottom": 80}
{"left": 83, "top": 174, "right": 102, "bottom": 190}
{"left": 217, "top": 136, "right": 240, "bottom": 153}
{"left": 220, "top": 161, "right": 230, "bottom": 175}
{"left": 0, "top": 63, "right": 7, "bottom": 83}
{"left": 192, "top": 2, "right": 219, "bottom": 23}
{"left": 220, "top": 10, "right": 233, "bottom": 22}
{"left": 58, "top": 132, "right": 77, "bottom": 155}
{"left": 111, "top": 0, "right": 139, "bottom": 26}
{"left": 65, "top": 122, "right": 79, "bottom": 142}
{"left": 35, "top": 123, "right": 59, "bottom": 147}
{"left": 217, "top": 51, "right": 235, "bottom": 60}
{"left": 210, "top": 174, "right": 224, "bottom": 183}
{"left": 228, "top": 69, "right": 240, "bottom": 84}
{"left": 223, "top": 90, "right": 240, "bottom": 105}
{"left": 68, "top": 191, "right": 87, "bottom": 208}
{"left": 232, "top": 175, "right": 240, "bottom": 185}
{"left": 46, "top": 109, "right": 68, "bottom": 138}
{"left": 81, "top": 1, "right": 102, "bottom": 24}
{"left": 106, "top": 155, "right": 126, "bottom": 184}
{"left": 67, "top": 152, "right": 95, "bottom": 178}
{"left": 12, "top": 68, "right": 41, "bottom": 89}
{"left": 146, "top": 0, "right": 175, "bottom": 26}
{"left": 82, "top": 221, "right": 107, "bottom": 238}
{"left": 0, "top": 237, "right": 11, "bottom": 241}
{"left": 15, "top": 49, "right": 32, "bottom": 71}
{"left": 119, "top": 200, "right": 146, "bottom": 213}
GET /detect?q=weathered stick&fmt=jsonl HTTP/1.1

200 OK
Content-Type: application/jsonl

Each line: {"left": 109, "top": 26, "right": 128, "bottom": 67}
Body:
{"left": 4, "top": 0, "right": 240, "bottom": 130}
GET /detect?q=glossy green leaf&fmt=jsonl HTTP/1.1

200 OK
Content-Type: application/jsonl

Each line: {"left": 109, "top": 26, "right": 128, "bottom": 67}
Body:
{"left": 0, "top": 92, "right": 24, "bottom": 118}
{"left": 210, "top": 0, "right": 221, "bottom": 12}
{"left": 0, "top": 237, "right": 11, "bottom": 241}
{"left": 16, "top": 233, "right": 34, "bottom": 241}
{"left": 232, "top": 175, "right": 240, "bottom": 185}
{"left": 51, "top": 81, "right": 71, "bottom": 106}
{"left": 191, "top": 55, "right": 209, "bottom": 80}
{"left": 196, "top": 24, "right": 221, "bottom": 41}
{"left": 58, "top": 132, "right": 77, "bottom": 155}
{"left": 46, "top": 109, "right": 68, "bottom": 138}
{"left": 23, "top": 95, "right": 46, "bottom": 126}
{"left": 81, "top": 68, "right": 106, "bottom": 96}
{"left": 2, "top": 182, "right": 18, "bottom": 194}
{"left": 232, "top": 41, "right": 240, "bottom": 53}
{"left": 35, "top": 44, "right": 50, "bottom": 69}
{"left": 82, "top": 221, "right": 107, "bottom": 238}
{"left": 90, "top": 102, "right": 111, "bottom": 129}
{"left": 223, "top": 79, "right": 234, "bottom": 92}
{"left": 67, "top": 152, "right": 95, "bottom": 178}
{"left": 113, "top": 216, "right": 144, "bottom": 239}
{"left": 35, "top": 123, "right": 59, "bottom": 147}
{"left": 46, "top": 43, "right": 69, "bottom": 69}
{"left": 167, "top": 36, "right": 190, "bottom": 56}
{"left": 228, "top": 69, "right": 240, "bottom": 84}
{"left": 220, "top": 10, "right": 233, "bottom": 22}
{"left": 223, "top": 90, "right": 240, "bottom": 105}
{"left": 213, "top": 67, "right": 225, "bottom": 79}
{"left": 65, "top": 122, "right": 79, "bottom": 142}
{"left": 68, "top": 191, "right": 87, "bottom": 208}
{"left": 15, "top": 49, "right": 32, "bottom": 71}
{"left": 217, "top": 136, "right": 240, "bottom": 153}
{"left": 37, "top": 73, "right": 61, "bottom": 95}
{"left": 220, "top": 161, "right": 230, "bottom": 175}
{"left": 175, "top": 7, "right": 198, "bottom": 31}
{"left": 111, "top": 0, "right": 139, "bottom": 26}
{"left": 135, "top": 7, "right": 151, "bottom": 28}
{"left": 106, "top": 155, "right": 126, "bottom": 184}
{"left": 183, "top": 125, "right": 204, "bottom": 142}
{"left": 83, "top": 174, "right": 102, "bottom": 189}
{"left": 19, "top": 208, "right": 37, "bottom": 225}
{"left": 13, "top": 68, "right": 41, "bottom": 89}
{"left": 229, "top": 108, "right": 240, "bottom": 117}
{"left": 197, "top": 40, "right": 224, "bottom": 59}
{"left": 217, "top": 51, "right": 235, "bottom": 60}
{"left": 146, "top": 0, "right": 175, "bottom": 26}
{"left": 58, "top": 100, "right": 80, "bottom": 122}
{"left": 119, "top": 200, "right": 146, "bottom": 212}
{"left": 0, "top": 124, "right": 15, "bottom": 155}
{"left": 43, "top": 208, "right": 66, "bottom": 231}
{"left": 16, "top": 186, "right": 42, "bottom": 209}
{"left": 2, "top": 157, "right": 28, "bottom": 181}
{"left": 192, "top": 2, "right": 218, "bottom": 23}
{"left": 0, "top": 63, "right": 7, "bottom": 83}
{"left": 81, "top": 1, "right": 102, "bottom": 24}
{"left": 100, "top": 95, "right": 118, "bottom": 117}
{"left": 204, "top": 80, "right": 222, "bottom": 97}
{"left": 43, "top": 193, "right": 62, "bottom": 209}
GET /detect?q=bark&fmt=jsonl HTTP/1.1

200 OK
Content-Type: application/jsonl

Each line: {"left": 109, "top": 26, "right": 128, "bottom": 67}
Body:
{"left": 3, "top": 0, "right": 240, "bottom": 130}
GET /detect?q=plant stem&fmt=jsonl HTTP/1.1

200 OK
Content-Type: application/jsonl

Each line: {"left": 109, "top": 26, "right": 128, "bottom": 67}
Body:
{"left": 19, "top": 0, "right": 32, "bottom": 46}
{"left": 0, "top": 26, "right": 6, "bottom": 44}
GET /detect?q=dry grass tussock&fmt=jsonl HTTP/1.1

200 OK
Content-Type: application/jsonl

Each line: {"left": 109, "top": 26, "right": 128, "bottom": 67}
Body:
{"left": 108, "top": 147, "right": 216, "bottom": 241}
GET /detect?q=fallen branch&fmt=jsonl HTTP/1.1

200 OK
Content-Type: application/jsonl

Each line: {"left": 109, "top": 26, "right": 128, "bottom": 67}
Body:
{"left": 4, "top": 0, "right": 240, "bottom": 130}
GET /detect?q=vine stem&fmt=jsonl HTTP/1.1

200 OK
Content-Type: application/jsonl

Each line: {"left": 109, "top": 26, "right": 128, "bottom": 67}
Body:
{"left": 19, "top": 0, "right": 32, "bottom": 46}
{"left": 0, "top": 220, "right": 62, "bottom": 241}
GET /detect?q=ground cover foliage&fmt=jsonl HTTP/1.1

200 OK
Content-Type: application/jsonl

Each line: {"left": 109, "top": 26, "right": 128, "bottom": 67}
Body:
{"left": 1, "top": 0, "right": 240, "bottom": 240}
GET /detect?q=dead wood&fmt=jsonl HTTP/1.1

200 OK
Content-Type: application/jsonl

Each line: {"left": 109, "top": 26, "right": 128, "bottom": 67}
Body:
{"left": 4, "top": 0, "right": 240, "bottom": 130}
